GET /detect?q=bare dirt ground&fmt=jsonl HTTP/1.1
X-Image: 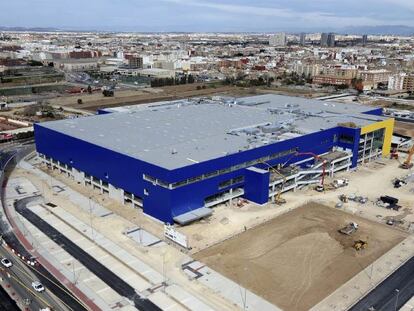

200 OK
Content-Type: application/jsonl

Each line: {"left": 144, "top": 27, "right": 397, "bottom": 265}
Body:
{"left": 47, "top": 83, "right": 326, "bottom": 112}
{"left": 194, "top": 203, "right": 407, "bottom": 311}
{"left": 22, "top": 155, "right": 414, "bottom": 310}
{"left": 47, "top": 84, "right": 253, "bottom": 112}
{"left": 368, "top": 99, "right": 414, "bottom": 111}
{"left": 179, "top": 158, "right": 414, "bottom": 253}
{"left": 394, "top": 121, "right": 414, "bottom": 138}
{"left": 257, "top": 86, "right": 330, "bottom": 98}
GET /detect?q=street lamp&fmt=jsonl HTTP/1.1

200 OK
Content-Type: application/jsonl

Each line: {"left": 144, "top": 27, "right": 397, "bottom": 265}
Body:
{"left": 394, "top": 288, "right": 400, "bottom": 311}
{"left": 88, "top": 195, "right": 95, "bottom": 241}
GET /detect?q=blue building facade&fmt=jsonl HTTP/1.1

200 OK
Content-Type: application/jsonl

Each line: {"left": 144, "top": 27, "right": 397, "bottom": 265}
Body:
{"left": 34, "top": 122, "right": 361, "bottom": 224}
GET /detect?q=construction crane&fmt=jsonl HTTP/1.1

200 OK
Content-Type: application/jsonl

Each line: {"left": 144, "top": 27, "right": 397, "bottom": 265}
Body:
{"left": 260, "top": 161, "right": 287, "bottom": 205}
{"left": 286, "top": 152, "right": 328, "bottom": 190}
{"left": 400, "top": 145, "right": 414, "bottom": 169}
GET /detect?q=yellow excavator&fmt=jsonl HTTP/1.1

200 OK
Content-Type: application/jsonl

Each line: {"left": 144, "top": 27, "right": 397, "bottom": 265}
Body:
{"left": 400, "top": 145, "right": 414, "bottom": 169}
{"left": 353, "top": 240, "right": 368, "bottom": 251}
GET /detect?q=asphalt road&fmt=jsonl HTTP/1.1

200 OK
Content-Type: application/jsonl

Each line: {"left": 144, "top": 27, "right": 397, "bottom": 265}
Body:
{"left": 0, "top": 146, "right": 88, "bottom": 311}
{"left": 0, "top": 245, "right": 66, "bottom": 311}
{"left": 349, "top": 256, "right": 414, "bottom": 311}
{"left": 15, "top": 196, "right": 162, "bottom": 311}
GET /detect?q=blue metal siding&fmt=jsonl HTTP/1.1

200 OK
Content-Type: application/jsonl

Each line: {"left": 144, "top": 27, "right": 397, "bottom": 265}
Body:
{"left": 34, "top": 124, "right": 174, "bottom": 221}
{"left": 97, "top": 109, "right": 112, "bottom": 115}
{"left": 35, "top": 123, "right": 361, "bottom": 223}
{"left": 363, "top": 108, "right": 383, "bottom": 116}
{"left": 336, "top": 126, "right": 361, "bottom": 168}
{"left": 169, "top": 127, "right": 341, "bottom": 182}
{"left": 244, "top": 168, "right": 270, "bottom": 205}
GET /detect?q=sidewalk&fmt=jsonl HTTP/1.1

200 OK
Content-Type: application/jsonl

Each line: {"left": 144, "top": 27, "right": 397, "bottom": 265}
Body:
{"left": 29, "top": 202, "right": 211, "bottom": 311}
{"left": 2, "top": 186, "right": 102, "bottom": 311}
{"left": 20, "top": 162, "right": 233, "bottom": 311}
{"left": 400, "top": 296, "right": 414, "bottom": 311}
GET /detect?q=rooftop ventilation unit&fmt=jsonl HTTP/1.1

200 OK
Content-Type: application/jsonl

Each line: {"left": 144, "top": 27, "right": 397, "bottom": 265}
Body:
{"left": 260, "top": 124, "right": 280, "bottom": 133}
{"left": 267, "top": 108, "right": 284, "bottom": 115}
{"left": 285, "top": 103, "right": 299, "bottom": 108}
{"left": 243, "top": 128, "right": 260, "bottom": 135}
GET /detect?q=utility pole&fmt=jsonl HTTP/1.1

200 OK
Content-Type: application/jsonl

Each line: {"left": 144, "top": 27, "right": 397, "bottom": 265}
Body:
{"left": 243, "top": 267, "right": 247, "bottom": 310}
{"left": 88, "top": 196, "right": 95, "bottom": 241}
{"left": 370, "top": 262, "right": 374, "bottom": 283}
{"left": 162, "top": 251, "right": 166, "bottom": 292}
{"left": 394, "top": 288, "right": 400, "bottom": 311}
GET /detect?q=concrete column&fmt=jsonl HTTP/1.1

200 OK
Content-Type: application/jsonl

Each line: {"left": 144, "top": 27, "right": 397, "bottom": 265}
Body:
{"left": 362, "top": 134, "right": 367, "bottom": 164}
{"left": 99, "top": 180, "right": 104, "bottom": 194}
{"left": 369, "top": 134, "right": 374, "bottom": 162}
{"left": 228, "top": 188, "right": 233, "bottom": 204}
{"left": 109, "top": 184, "right": 124, "bottom": 204}
{"left": 72, "top": 169, "right": 85, "bottom": 185}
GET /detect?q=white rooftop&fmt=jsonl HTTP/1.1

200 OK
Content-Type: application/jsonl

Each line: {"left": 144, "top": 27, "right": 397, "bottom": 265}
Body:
{"left": 39, "top": 94, "right": 386, "bottom": 170}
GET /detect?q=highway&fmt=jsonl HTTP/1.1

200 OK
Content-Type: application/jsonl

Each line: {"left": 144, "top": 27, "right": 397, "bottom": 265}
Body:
{"left": 349, "top": 256, "right": 414, "bottom": 311}
{"left": 0, "top": 245, "right": 68, "bottom": 311}
{"left": 1, "top": 145, "right": 159, "bottom": 310}
{"left": 0, "top": 143, "right": 89, "bottom": 311}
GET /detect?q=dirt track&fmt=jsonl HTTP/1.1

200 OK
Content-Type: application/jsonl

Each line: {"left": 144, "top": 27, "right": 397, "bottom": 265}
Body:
{"left": 194, "top": 203, "right": 407, "bottom": 311}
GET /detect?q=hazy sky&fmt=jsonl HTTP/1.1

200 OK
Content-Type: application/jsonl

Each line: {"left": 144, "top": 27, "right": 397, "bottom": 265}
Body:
{"left": 2, "top": 0, "right": 414, "bottom": 32}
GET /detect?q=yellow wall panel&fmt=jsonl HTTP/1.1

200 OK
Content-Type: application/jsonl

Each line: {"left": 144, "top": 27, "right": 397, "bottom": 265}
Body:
{"left": 360, "top": 118, "right": 394, "bottom": 157}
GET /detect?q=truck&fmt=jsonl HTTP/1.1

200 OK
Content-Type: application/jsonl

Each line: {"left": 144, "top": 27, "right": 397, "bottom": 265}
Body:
{"left": 339, "top": 222, "right": 359, "bottom": 235}
{"left": 400, "top": 145, "right": 414, "bottom": 169}
{"left": 333, "top": 178, "right": 349, "bottom": 188}
{"left": 315, "top": 179, "right": 348, "bottom": 192}
{"left": 102, "top": 85, "right": 115, "bottom": 97}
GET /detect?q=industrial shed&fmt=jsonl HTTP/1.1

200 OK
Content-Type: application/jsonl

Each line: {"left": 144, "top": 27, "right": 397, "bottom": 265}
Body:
{"left": 34, "top": 94, "right": 393, "bottom": 223}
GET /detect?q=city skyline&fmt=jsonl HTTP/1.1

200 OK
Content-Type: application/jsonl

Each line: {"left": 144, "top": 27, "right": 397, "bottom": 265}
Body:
{"left": 1, "top": 0, "right": 414, "bottom": 32}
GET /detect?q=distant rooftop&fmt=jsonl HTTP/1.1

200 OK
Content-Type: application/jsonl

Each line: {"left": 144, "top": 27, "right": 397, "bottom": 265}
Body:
{"left": 39, "top": 94, "right": 386, "bottom": 170}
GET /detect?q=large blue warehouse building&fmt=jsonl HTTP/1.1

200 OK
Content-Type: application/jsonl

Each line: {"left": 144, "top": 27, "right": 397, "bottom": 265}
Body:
{"left": 34, "top": 94, "right": 394, "bottom": 224}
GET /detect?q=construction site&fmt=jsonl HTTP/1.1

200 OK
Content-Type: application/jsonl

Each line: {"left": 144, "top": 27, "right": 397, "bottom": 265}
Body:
{"left": 193, "top": 203, "right": 407, "bottom": 311}
{"left": 2, "top": 92, "right": 414, "bottom": 311}
{"left": 20, "top": 136, "right": 414, "bottom": 311}
{"left": 34, "top": 94, "right": 397, "bottom": 224}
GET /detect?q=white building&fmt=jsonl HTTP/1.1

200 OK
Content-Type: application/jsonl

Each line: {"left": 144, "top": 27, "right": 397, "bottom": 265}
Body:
{"left": 118, "top": 68, "right": 175, "bottom": 78}
{"left": 388, "top": 73, "right": 406, "bottom": 91}
{"left": 291, "top": 62, "right": 321, "bottom": 77}
{"left": 269, "top": 33, "right": 286, "bottom": 47}
{"left": 54, "top": 59, "right": 99, "bottom": 72}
